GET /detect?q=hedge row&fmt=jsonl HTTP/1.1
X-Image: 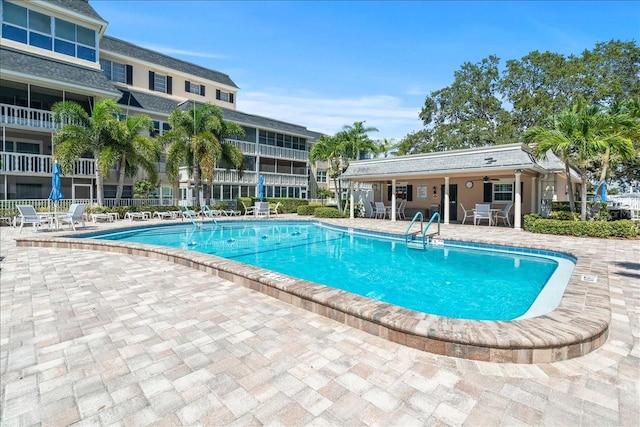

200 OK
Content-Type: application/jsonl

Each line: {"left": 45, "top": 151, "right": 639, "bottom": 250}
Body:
{"left": 523, "top": 214, "right": 638, "bottom": 238}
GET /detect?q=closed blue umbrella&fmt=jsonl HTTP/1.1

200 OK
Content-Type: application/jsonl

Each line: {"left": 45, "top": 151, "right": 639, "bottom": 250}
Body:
{"left": 49, "top": 160, "right": 64, "bottom": 215}
{"left": 258, "top": 176, "right": 264, "bottom": 201}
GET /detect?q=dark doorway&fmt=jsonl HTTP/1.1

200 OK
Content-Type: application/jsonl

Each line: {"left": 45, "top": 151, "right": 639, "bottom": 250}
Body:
{"left": 441, "top": 184, "right": 458, "bottom": 221}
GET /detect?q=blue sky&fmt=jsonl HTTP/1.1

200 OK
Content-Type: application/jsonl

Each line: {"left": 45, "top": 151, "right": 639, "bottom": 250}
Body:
{"left": 91, "top": 1, "right": 639, "bottom": 141}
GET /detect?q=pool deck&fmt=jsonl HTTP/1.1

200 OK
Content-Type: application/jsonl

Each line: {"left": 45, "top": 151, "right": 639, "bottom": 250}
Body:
{"left": 2, "top": 215, "right": 639, "bottom": 425}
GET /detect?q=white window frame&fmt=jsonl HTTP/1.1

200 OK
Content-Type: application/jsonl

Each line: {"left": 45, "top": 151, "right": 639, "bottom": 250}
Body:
{"left": 492, "top": 181, "right": 514, "bottom": 203}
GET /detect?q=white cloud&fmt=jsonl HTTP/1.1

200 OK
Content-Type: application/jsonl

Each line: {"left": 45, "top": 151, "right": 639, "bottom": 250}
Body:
{"left": 237, "top": 91, "right": 423, "bottom": 140}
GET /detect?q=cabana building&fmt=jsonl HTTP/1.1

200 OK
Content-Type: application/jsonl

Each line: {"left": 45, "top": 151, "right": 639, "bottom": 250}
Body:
{"left": 340, "top": 143, "right": 580, "bottom": 229}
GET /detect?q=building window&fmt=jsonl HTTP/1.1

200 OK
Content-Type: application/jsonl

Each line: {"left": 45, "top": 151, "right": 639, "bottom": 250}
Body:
{"left": 149, "top": 71, "right": 172, "bottom": 94}
{"left": 100, "top": 59, "right": 131, "bottom": 84}
{"left": 215, "top": 89, "right": 234, "bottom": 103}
{"left": 493, "top": 183, "right": 513, "bottom": 201}
{"left": 259, "top": 130, "right": 308, "bottom": 152}
{"left": 1, "top": 1, "right": 96, "bottom": 61}
{"left": 316, "top": 170, "right": 327, "bottom": 183}
{"left": 185, "top": 81, "right": 205, "bottom": 96}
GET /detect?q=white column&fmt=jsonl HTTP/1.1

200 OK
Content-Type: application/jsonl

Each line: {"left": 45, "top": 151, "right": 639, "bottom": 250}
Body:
{"left": 349, "top": 181, "right": 355, "bottom": 219}
{"left": 530, "top": 176, "right": 537, "bottom": 215}
{"left": 444, "top": 176, "right": 450, "bottom": 224}
{"left": 391, "top": 179, "right": 397, "bottom": 222}
{"left": 514, "top": 170, "right": 522, "bottom": 230}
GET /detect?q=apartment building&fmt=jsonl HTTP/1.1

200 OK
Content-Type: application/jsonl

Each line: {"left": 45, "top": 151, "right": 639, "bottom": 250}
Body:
{"left": 0, "top": 0, "right": 322, "bottom": 205}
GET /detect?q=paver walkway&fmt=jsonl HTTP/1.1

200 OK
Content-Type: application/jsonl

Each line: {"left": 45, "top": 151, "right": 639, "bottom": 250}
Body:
{"left": 1, "top": 217, "right": 638, "bottom": 426}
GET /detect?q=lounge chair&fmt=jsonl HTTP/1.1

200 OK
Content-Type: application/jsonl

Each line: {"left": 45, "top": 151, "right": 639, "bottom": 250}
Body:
{"left": 57, "top": 203, "right": 86, "bottom": 231}
{"left": 473, "top": 203, "right": 492, "bottom": 226}
{"left": 90, "top": 212, "right": 113, "bottom": 223}
{"left": 201, "top": 205, "right": 221, "bottom": 218}
{"left": 125, "top": 212, "right": 147, "bottom": 221}
{"left": 494, "top": 203, "right": 513, "bottom": 227}
{"left": 153, "top": 211, "right": 177, "bottom": 220}
{"left": 179, "top": 207, "right": 198, "bottom": 220}
{"left": 269, "top": 202, "right": 281, "bottom": 218}
{"left": 460, "top": 203, "right": 474, "bottom": 225}
{"left": 16, "top": 204, "right": 51, "bottom": 233}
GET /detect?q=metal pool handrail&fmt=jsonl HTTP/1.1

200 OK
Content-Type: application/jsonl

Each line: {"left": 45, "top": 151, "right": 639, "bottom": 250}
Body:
{"left": 421, "top": 212, "right": 441, "bottom": 247}
{"left": 404, "top": 211, "right": 424, "bottom": 243}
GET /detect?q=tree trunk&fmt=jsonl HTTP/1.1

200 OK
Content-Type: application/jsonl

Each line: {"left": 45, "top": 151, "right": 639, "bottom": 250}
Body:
{"left": 580, "top": 171, "right": 588, "bottom": 221}
{"left": 565, "top": 162, "right": 576, "bottom": 212}
{"left": 597, "top": 148, "right": 610, "bottom": 194}
{"left": 96, "top": 168, "right": 104, "bottom": 206}
{"left": 192, "top": 166, "right": 201, "bottom": 207}
{"left": 332, "top": 177, "right": 342, "bottom": 211}
{"left": 114, "top": 154, "right": 127, "bottom": 205}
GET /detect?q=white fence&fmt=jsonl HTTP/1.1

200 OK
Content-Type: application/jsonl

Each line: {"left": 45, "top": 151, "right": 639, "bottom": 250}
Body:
{"left": 607, "top": 195, "right": 640, "bottom": 210}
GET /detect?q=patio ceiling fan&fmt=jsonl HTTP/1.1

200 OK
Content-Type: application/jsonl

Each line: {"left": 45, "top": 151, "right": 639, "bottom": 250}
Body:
{"left": 470, "top": 176, "right": 500, "bottom": 182}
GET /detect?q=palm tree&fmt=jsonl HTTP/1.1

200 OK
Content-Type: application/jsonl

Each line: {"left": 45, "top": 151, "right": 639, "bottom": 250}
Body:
{"left": 109, "top": 114, "right": 162, "bottom": 205}
{"left": 341, "top": 121, "right": 379, "bottom": 160}
{"left": 375, "top": 138, "right": 398, "bottom": 157}
{"left": 593, "top": 100, "right": 637, "bottom": 194}
{"left": 525, "top": 100, "right": 627, "bottom": 220}
{"left": 52, "top": 99, "right": 121, "bottom": 206}
{"left": 162, "top": 103, "right": 244, "bottom": 205}
{"left": 310, "top": 134, "right": 346, "bottom": 209}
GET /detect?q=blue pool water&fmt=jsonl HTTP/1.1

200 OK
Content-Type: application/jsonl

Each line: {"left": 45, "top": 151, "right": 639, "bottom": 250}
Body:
{"left": 86, "top": 221, "right": 573, "bottom": 320}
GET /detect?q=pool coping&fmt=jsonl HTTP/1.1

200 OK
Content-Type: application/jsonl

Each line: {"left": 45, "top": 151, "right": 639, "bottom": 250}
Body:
{"left": 15, "top": 218, "right": 610, "bottom": 364}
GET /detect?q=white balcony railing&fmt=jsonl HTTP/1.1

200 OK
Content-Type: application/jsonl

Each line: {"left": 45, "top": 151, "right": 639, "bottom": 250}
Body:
{"left": 0, "top": 103, "right": 68, "bottom": 130}
{"left": 226, "top": 138, "right": 309, "bottom": 162}
{"left": 258, "top": 144, "right": 308, "bottom": 161}
{"left": 1, "top": 152, "right": 95, "bottom": 177}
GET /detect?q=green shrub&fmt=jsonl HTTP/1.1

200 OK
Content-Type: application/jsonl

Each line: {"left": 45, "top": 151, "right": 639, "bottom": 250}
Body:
{"left": 313, "top": 207, "right": 345, "bottom": 218}
{"left": 551, "top": 201, "right": 607, "bottom": 214}
{"left": 297, "top": 205, "right": 316, "bottom": 215}
{"left": 549, "top": 211, "right": 579, "bottom": 221}
{"left": 86, "top": 205, "right": 110, "bottom": 214}
{"left": 523, "top": 214, "right": 638, "bottom": 238}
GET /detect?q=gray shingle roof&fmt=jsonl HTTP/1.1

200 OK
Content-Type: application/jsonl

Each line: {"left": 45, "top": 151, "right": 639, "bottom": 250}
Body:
{"left": 114, "top": 86, "right": 180, "bottom": 114}
{"left": 48, "top": 0, "right": 107, "bottom": 22}
{"left": 100, "top": 36, "right": 238, "bottom": 88}
{"left": 220, "top": 108, "right": 324, "bottom": 140}
{"left": 341, "top": 144, "right": 550, "bottom": 180}
{"left": 113, "top": 87, "right": 323, "bottom": 140}
{"left": 0, "top": 47, "right": 120, "bottom": 95}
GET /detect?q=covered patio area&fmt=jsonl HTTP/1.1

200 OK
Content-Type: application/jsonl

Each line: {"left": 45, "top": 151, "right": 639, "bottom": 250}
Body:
{"left": 340, "top": 143, "right": 580, "bottom": 230}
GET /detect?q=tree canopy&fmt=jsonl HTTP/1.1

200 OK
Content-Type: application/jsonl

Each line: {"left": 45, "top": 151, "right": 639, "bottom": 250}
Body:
{"left": 409, "top": 39, "right": 640, "bottom": 185}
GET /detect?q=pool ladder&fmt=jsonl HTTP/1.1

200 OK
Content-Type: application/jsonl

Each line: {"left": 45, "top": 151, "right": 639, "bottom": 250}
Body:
{"left": 404, "top": 211, "right": 441, "bottom": 249}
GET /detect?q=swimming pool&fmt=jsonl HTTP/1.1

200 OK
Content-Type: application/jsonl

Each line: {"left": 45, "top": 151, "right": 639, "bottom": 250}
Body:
{"left": 85, "top": 221, "right": 574, "bottom": 321}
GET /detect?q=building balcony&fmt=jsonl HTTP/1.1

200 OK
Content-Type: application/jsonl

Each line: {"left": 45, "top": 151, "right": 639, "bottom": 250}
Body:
{"left": 0, "top": 103, "right": 62, "bottom": 131}
{"left": 1, "top": 151, "right": 95, "bottom": 178}
{"left": 179, "top": 167, "right": 308, "bottom": 187}
{"left": 226, "top": 138, "right": 309, "bottom": 162}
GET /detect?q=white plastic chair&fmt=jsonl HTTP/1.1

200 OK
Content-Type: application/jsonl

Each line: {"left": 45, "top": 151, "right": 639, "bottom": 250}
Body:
{"left": 396, "top": 200, "right": 407, "bottom": 220}
{"left": 16, "top": 205, "right": 51, "bottom": 233}
{"left": 242, "top": 201, "right": 255, "bottom": 218}
{"left": 494, "top": 203, "right": 513, "bottom": 227}
{"left": 374, "top": 202, "right": 389, "bottom": 219}
{"left": 473, "top": 203, "right": 492, "bottom": 226}
{"left": 460, "top": 203, "right": 474, "bottom": 225}
{"left": 269, "top": 202, "right": 281, "bottom": 218}
{"left": 57, "top": 203, "right": 86, "bottom": 231}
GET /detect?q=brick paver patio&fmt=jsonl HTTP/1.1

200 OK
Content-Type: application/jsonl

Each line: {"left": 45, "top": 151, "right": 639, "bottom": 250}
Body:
{"left": 1, "top": 216, "right": 638, "bottom": 426}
